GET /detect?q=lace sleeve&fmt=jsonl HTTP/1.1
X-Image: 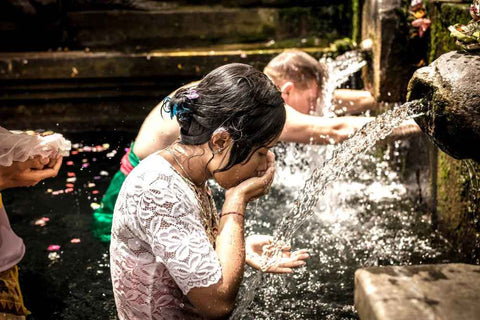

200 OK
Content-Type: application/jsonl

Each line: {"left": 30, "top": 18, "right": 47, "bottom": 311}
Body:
{"left": 140, "top": 173, "right": 222, "bottom": 295}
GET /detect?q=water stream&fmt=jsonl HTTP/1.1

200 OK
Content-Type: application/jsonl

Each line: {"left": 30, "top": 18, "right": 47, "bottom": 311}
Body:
{"left": 320, "top": 50, "right": 368, "bottom": 116}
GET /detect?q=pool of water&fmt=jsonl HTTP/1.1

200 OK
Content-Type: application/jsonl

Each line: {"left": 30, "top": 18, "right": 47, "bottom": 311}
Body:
{"left": 237, "top": 140, "right": 466, "bottom": 319}
{"left": 2, "top": 131, "right": 471, "bottom": 319}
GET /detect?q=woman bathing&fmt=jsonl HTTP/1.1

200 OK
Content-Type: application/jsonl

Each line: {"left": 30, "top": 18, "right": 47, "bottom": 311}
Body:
{"left": 110, "top": 63, "right": 309, "bottom": 319}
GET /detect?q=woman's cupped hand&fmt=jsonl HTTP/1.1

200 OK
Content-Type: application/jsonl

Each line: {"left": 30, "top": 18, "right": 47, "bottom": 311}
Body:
{"left": 226, "top": 151, "right": 276, "bottom": 204}
{"left": 245, "top": 234, "right": 309, "bottom": 273}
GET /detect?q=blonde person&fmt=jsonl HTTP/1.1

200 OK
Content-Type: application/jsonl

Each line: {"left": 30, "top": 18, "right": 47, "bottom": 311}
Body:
{"left": 110, "top": 63, "right": 309, "bottom": 319}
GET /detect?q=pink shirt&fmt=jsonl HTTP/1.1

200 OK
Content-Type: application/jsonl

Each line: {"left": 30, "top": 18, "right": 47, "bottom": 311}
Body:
{"left": 0, "top": 193, "right": 25, "bottom": 272}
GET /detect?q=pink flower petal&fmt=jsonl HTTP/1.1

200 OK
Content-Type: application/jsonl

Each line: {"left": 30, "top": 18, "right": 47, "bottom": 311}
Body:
{"left": 47, "top": 245, "right": 61, "bottom": 251}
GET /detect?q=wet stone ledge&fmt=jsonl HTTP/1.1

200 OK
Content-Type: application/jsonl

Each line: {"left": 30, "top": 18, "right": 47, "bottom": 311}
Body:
{"left": 355, "top": 263, "right": 480, "bottom": 320}
{"left": 0, "top": 3, "right": 351, "bottom": 51}
{"left": 0, "top": 46, "right": 328, "bottom": 131}
{"left": 0, "top": 47, "right": 326, "bottom": 100}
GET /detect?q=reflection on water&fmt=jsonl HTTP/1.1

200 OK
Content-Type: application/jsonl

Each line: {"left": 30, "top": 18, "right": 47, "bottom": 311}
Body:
{"left": 2, "top": 129, "right": 470, "bottom": 320}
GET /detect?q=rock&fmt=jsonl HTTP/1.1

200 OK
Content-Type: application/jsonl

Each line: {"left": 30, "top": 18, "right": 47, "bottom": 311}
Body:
{"left": 355, "top": 263, "right": 480, "bottom": 320}
{"left": 407, "top": 51, "right": 480, "bottom": 162}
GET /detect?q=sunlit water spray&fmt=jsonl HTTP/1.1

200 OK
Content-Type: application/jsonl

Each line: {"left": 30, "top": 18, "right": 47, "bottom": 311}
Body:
{"left": 230, "top": 99, "right": 428, "bottom": 319}
{"left": 275, "top": 100, "right": 426, "bottom": 243}
{"left": 320, "top": 50, "right": 368, "bottom": 116}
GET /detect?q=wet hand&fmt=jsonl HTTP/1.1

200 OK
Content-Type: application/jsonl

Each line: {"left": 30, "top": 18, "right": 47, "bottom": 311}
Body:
{"left": 0, "top": 156, "right": 63, "bottom": 190}
{"left": 227, "top": 152, "right": 275, "bottom": 203}
{"left": 245, "top": 234, "right": 309, "bottom": 274}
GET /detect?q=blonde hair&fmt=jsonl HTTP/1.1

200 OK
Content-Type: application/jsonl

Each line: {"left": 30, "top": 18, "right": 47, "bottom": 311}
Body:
{"left": 264, "top": 50, "right": 327, "bottom": 91}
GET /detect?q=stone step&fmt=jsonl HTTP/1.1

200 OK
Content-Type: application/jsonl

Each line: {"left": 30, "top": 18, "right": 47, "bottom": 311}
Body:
{"left": 67, "top": 6, "right": 348, "bottom": 50}
{"left": 0, "top": 45, "right": 329, "bottom": 101}
{"left": 157, "top": 1, "right": 340, "bottom": 8}
{"left": 0, "top": 43, "right": 336, "bottom": 130}
{"left": 0, "top": 3, "right": 351, "bottom": 51}
{"left": 0, "top": 43, "right": 338, "bottom": 131}
{"left": 355, "top": 263, "right": 480, "bottom": 320}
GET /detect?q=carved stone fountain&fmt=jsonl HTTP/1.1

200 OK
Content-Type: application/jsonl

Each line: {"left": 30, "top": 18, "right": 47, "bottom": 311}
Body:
{"left": 407, "top": 50, "right": 480, "bottom": 162}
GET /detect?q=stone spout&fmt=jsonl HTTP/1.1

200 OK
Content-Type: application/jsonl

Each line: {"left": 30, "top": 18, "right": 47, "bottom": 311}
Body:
{"left": 407, "top": 51, "right": 480, "bottom": 162}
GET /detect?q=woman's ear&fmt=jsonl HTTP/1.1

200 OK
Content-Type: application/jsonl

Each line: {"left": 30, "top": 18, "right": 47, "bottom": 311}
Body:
{"left": 210, "top": 128, "right": 231, "bottom": 154}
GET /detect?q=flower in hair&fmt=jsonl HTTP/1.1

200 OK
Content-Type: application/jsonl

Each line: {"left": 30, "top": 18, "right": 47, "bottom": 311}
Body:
{"left": 186, "top": 88, "right": 199, "bottom": 100}
{"left": 169, "top": 102, "right": 179, "bottom": 119}
{"left": 162, "top": 96, "right": 192, "bottom": 120}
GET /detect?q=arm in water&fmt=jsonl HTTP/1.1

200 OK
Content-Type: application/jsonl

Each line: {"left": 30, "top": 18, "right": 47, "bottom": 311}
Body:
{"left": 280, "top": 105, "right": 422, "bottom": 145}
{"left": 333, "top": 89, "right": 377, "bottom": 115}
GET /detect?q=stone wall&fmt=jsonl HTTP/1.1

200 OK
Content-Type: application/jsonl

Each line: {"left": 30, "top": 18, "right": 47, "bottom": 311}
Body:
{"left": 427, "top": 1, "right": 480, "bottom": 263}
{"left": 0, "top": 0, "right": 353, "bottom": 51}
{"left": 437, "top": 155, "right": 480, "bottom": 261}
{"left": 361, "top": 0, "right": 429, "bottom": 102}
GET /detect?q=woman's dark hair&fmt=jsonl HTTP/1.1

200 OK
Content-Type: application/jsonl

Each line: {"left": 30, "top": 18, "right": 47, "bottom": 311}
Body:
{"left": 162, "top": 63, "right": 286, "bottom": 172}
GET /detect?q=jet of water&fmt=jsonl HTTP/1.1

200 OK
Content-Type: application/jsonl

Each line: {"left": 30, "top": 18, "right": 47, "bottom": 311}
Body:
{"left": 320, "top": 50, "right": 368, "bottom": 116}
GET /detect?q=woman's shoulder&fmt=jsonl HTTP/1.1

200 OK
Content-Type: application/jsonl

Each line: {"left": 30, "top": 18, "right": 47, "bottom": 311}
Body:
{"left": 125, "top": 154, "right": 197, "bottom": 202}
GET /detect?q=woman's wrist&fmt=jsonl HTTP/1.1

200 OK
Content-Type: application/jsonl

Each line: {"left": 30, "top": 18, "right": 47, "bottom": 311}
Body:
{"left": 225, "top": 189, "right": 246, "bottom": 205}
{"left": 220, "top": 190, "right": 247, "bottom": 218}
{"left": 219, "top": 211, "right": 244, "bottom": 220}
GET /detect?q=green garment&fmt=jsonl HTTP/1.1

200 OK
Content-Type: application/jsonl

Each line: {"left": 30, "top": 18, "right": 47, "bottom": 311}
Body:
{"left": 92, "top": 145, "right": 140, "bottom": 242}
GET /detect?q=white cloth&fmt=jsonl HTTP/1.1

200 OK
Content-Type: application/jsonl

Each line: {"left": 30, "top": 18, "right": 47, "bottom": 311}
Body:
{"left": 110, "top": 154, "right": 222, "bottom": 320}
{"left": 0, "top": 126, "right": 71, "bottom": 167}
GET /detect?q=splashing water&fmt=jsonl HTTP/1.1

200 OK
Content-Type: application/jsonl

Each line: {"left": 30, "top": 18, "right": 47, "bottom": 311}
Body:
{"left": 320, "top": 50, "right": 368, "bottom": 116}
{"left": 275, "top": 100, "right": 425, "bottom": 243}
{"left": 230, "top": 99, "right": 427, "bottom": 319}
{"left": 325, "top": 50, "right": 368, "bottom": 89}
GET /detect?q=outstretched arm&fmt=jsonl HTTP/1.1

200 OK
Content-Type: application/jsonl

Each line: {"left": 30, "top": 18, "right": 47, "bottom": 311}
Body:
{"left": 280, "top": 105, "right": 372, "bottom": 145}
{"left": 333, "top": 89, "right": 377, "bottom": 115}
{"left": 280, "top": 105, "right": 422, "bottom": 145}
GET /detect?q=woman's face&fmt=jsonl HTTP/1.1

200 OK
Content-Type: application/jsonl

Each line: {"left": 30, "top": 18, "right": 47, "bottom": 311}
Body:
{"left": 212, "top": 140, "right": 278, "bottom": 189}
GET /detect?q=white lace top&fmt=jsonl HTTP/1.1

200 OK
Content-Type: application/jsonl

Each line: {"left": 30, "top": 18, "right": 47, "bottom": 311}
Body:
{"left": 110, "top": 154, "right": 222, "bottom": 320}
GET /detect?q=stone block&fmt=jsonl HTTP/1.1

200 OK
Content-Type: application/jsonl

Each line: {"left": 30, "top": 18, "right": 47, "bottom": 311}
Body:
{"left": 67, "top": 8, "right": 278, "bottom": 50}
{"left": 361, "top": 0, "right": 429, "bottom": 102}
{"left": 66, "top": 6, "right": 350, "bottom": 50}
{"left": 355, "top": 263, "right": 480, "bottom": 320}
